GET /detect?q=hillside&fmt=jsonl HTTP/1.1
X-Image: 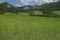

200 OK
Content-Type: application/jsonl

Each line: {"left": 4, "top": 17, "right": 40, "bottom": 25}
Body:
{"left": 0, "top": 1, "right": 60, "bottom": 12}
{"left": 0, "top": 1, "right": 60, "bottom": 16}
{"left": 40, "top": 1, "right": 60, "bottom": 11}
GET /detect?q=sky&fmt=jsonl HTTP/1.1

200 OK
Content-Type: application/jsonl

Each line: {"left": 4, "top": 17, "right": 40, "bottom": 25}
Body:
{"left": 0, "top": 0, "right": 59, "bottom": 7}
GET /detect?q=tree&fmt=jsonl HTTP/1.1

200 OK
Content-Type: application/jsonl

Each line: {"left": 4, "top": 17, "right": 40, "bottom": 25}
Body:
{"left": 41, "top": 1, "right": 60, "bottom": 17}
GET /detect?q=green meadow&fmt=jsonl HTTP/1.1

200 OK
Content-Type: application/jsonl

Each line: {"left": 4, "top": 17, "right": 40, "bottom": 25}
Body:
{"left": 0, "top": 11, "right": 60, "bottom": 40}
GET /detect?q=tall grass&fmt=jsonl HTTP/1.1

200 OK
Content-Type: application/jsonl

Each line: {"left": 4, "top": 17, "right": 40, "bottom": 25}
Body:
{"left": 0, "top": 13, "right": 60, "bottom": 40}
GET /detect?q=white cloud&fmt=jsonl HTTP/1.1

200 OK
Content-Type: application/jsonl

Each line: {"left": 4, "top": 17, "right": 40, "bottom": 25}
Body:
{"left": 21, "top": 0, "right": 29, "bottom": 5}
{"left": 0, "top": 0, "right": 58, "bottom": 6}
{"left": 15, "top": 4, "right": 21, "bottom": 7}
{"left": 19, "top": 0, "right": 58, "bottom": 5}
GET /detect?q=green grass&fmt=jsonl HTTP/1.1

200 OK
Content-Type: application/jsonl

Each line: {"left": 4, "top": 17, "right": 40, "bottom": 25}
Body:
{"left": 0, "top": 12, "right": 60, "bottom": 40}
{"left": 54, "top": 11, "right": 60, "bottom": 15}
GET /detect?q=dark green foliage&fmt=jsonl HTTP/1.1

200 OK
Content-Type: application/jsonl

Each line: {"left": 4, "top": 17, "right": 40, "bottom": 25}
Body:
{"left": 28, "top": 11, "right": 34, "bottom": 16}
{"left": 41, "top": 5, "right": 53, "bottom": 16}
{"left": 41, "top": 1, "right": 60, "bottom": 11}
{"left": 40, "top": 1, "right": 60, "bottom": 16}
{"left": 0, "top": 2, "right": 19, "bottom": 14}
{"left": 42, "top": 10, "right": 54, "bottom": 17}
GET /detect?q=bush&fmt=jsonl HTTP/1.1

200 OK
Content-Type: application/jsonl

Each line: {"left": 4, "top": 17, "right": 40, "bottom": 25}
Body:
{"left": 42, "top": 10, "right": 54, "bottom": 17}
{"left": 28, "top": 11, "right": 34, "bottom": 16}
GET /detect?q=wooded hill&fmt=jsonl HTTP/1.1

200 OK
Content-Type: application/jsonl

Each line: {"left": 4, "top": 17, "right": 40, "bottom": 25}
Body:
{"left": 0, "top": 1, "right": 60, "bottom": 16}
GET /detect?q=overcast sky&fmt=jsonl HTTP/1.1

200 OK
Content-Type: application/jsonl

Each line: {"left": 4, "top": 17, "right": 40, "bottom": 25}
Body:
{"left": 0, "top": 0, "right": 58, "bottom": 7}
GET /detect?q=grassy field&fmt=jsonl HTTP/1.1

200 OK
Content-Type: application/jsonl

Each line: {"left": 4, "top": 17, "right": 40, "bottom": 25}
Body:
{"left": 0, "top": 12, "right": 60, "bottom": 40}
